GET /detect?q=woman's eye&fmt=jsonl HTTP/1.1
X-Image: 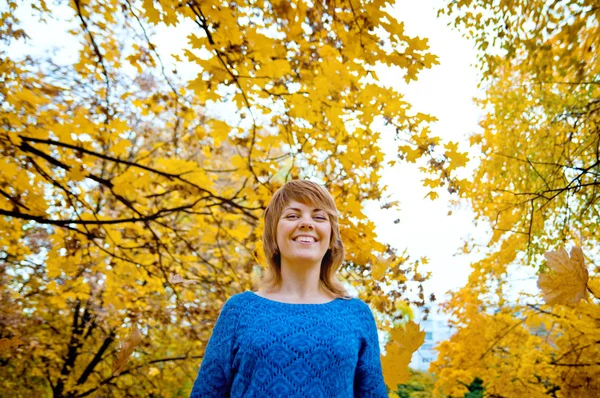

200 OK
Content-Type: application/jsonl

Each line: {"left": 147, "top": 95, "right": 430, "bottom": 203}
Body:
{"left": 285, "top": 214, "right": 327, "bottom": 220}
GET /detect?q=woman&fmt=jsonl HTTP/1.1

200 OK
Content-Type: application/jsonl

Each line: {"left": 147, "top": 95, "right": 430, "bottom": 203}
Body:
{"left": 190, "top": 180, "right": 388, "bottom": 397}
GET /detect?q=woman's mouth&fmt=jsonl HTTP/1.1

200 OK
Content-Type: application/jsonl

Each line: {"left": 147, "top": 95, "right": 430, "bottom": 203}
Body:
{"left": 293, "top": 236, "right": 317, "bottom": 245}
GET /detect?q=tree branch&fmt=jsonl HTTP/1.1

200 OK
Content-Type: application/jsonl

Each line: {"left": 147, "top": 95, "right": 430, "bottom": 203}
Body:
{"left": 76, "top": 331, "right": 116, "bottom": 386}
{"left": 75, "top": 354, "right": 204, "bottom": 398}
{"left": 18, "top": 135, "right": 258, "bottom": 220}
{"left": 73, "top": 0, "right": 111, "bottom": 115}
{"left": 480, "top": 317, "right": 527, "bottom": 360}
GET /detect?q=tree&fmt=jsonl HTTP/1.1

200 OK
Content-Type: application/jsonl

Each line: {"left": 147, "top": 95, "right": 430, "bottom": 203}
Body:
{"left": 0, "top": 0, "right": 450, "bottom": 395}
{"left": 430, "top": 1, "right": 600, "bottom": 396}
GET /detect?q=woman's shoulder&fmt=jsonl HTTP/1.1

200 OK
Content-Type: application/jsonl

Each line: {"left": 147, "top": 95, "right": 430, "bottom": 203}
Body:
{"left": 335, "top": 293, "right": 369, "bottom": 307}
{"left": 223, "top": 290, "right": 254, "bottom": 307}
{"left": 342, "top": 296, "right": 377, "bottom": 319}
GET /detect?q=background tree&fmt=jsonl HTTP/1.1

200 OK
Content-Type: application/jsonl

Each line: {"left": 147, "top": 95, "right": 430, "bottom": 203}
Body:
{"left": 394, "top": 369, "right": 436, "bottom": 398}
{"left": 0, "top": 0, "right": 458, "bottom": 396}
{"left": 430, "top": 1, "right": 600, "bottom": 396}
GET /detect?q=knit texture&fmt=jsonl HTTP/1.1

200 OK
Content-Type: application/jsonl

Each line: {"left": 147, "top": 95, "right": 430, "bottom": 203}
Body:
{"left": 190, "top": 291, "right": 388, "bottom": 397}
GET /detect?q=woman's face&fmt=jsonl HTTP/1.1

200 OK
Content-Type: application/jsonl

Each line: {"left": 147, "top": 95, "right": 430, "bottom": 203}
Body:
{"left": 276, "top": 200, "right": 332, "bottom": 267}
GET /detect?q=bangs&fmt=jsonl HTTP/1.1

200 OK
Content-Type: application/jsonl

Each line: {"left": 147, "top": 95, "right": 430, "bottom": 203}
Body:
{"left": 271, "top": 180, "right": 338, "bottom": 218}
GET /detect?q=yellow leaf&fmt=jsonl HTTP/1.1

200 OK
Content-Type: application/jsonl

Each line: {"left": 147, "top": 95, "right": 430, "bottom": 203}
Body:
{"left": 381, "top": 321, "right": 425, "bottom": 389}
{"left": 126, "top": 54, "right": 143, "bottom": 74}
{"left": 2, "top": 159, "right": 19, "bottom": 179}
{"left": 111, "top": 139, "right": 132, "bottom": 157}
{"left": 143, "top": 0, "right": 161, "bottom": 24}
{"left": 423, "top": 178, "right": 440, "bottom": 189}
{"left": 67, "top": 164, "right": 86, "bottom": 182}
{"left": 381, "top": 342, "right": 413, "bottom": 388}
{"left": 155, "top": 157, "right": 196, "bottom": 174}
{"left": 445, "top": 141, "right": 469, "bottom": 170}
{"left": 113, "top": 325, "right": 143, "bottom": 375}
{"left": 8, "top": 132, "right": 22, "bottom": 146}
{"left": 112, "top": 170, "right": 140, "bottom": 202}
{"left": 389, "top": 320, "right": 426, "bottom": 353}
{"left": 424, "top": 191, "right": 439, "bottom": 200}
{"left": 537, "top": 246, "right": 589, "bottom": 305}
{"left": 209, "top": 120, "right": 231, "bottom": 147}
{"left": 398, "top": 145, "right": 421, "bottom": 163}
{"left": 148, "top": 367, "right": 160, "bottom": 377}
{"left": 372, "top": 255, "right": 391, "bottom": 281}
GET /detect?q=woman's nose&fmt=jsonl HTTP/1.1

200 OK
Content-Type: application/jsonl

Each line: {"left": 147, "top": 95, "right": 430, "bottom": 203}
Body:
{"left": 299, "top": 219, "right": 314, "bottom": 229}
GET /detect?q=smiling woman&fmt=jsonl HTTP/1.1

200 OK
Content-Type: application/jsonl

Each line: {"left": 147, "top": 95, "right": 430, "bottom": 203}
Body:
{"left": 190, "top": 180, "right": 388, "bottom": 397}
{"left": 260, "top": 179, "right": 346, "bottom": 302}
{"left": 274, "top": 200, "right": 333, "bottom": 289}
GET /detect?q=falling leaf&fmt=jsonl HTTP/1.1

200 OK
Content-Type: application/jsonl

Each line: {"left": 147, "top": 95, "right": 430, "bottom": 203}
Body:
{"left": 538, "top": 246, "right": 589, "bottom": 305}
{"left": 169, "top": 272, "right": 197, "bottom": 285}
{"left": 372, "top": 255, "right": 391, "bottom": 281}
{"left": 424, "top": 191, "right": 439, "bottom": 201}
{"left": 381, "top": 341, "right": 413, "bottom": 388}
{"left": 389, "top": 320, "right": 426, "bottom": 353}
{"left": 112, "top": 325, "right": 143, "bottom": 375}
{"left": 0, "top": 337, "right": 23, "bottom": 352}
{"left": 381, "top": 321, "right": 426, "bottom": 388}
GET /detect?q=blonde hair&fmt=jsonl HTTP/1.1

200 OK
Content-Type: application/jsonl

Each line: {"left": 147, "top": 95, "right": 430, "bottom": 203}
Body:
{"left": 260, "top": 180, "right": 348, "bottom": 298}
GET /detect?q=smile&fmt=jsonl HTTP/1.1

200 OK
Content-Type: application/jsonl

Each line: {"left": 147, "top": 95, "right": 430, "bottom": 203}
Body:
{"left": 293, "top": 236, "right": 317, "bottom": 244}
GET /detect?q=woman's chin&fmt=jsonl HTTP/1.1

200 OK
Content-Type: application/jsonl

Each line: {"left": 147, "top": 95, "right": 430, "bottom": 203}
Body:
{"left": 283, "top": 253, "right": 325, "bottom": 265}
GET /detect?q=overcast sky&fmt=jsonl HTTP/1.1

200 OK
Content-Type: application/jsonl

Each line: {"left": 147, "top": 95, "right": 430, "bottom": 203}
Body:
{"left": 363, "top": 0, "right": 490, "bottom": 309}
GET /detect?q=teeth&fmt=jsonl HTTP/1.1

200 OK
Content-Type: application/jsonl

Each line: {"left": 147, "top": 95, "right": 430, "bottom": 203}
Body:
{"left": 295, "top": 237, "right": 315, "bottom": 243}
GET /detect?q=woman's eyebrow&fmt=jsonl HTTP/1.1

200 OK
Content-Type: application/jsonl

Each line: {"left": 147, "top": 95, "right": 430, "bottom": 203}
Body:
{"left": 283, "top": 207, "right": 325, "bottom": 212}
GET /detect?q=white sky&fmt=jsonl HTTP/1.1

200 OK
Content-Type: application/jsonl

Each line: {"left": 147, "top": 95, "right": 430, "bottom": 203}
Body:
{"left": 363, "top": 0, "right": 490, "bottom": 308}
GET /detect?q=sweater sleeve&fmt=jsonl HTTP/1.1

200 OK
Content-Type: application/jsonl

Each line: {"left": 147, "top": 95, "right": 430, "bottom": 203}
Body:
{"left": 354, "top": 301, "right": 388, "bottom": 398}
{"left": 190, "top": 295, "right": 241, "bottom": 397}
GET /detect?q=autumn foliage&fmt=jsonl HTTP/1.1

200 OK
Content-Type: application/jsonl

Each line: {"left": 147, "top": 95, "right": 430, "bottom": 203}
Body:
{"left": 431, "top": 1, "right": 600, "bottom": 396}
{"left": 0, "top": 0, "right": 455, "bottom": 396}
{"left": 8, "top": 0, "right": 598, "bottom": 396}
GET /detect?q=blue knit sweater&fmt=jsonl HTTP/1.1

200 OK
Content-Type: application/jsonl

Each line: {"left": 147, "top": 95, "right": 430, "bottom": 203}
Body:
{"left": 190, "top": 291, "right": 388, "bottom": 397}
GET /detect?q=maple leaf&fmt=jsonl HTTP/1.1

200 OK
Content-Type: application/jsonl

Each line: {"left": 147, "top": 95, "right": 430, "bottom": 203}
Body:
{"left": 67, "top": 165, "right": 86, "bottom": 182}
{"left": 381, "top": 342, "right": 413, "bottom": 389}
{"left": 112, "top": 325, "right": 143, "bottom": 376}
{"left": 537, "top": 246, "right": 589, "bottom": 305}
{"left": 381, "top": 321, "right": 426, "bottom": 388}
{"left": 389, "top": 320, "right": 426, "bottom": 353}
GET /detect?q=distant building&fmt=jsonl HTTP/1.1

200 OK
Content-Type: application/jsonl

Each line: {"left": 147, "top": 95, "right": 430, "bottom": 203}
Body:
{"left": 410, "top": 307, "right": 454, "bottom": 371}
